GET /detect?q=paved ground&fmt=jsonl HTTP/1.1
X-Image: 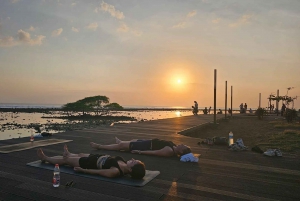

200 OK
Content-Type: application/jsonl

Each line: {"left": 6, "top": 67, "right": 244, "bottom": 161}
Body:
{"left": 0, "top": 114, "right": 300, "bottom": 201}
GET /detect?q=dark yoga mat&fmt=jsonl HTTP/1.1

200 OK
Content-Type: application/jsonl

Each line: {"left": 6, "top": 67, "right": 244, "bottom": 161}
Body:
{"left": 27, "top": 160, "right": 160, "bottom": 187}
{"left": 0, "top": 139, "right": 73, "bottom": 153}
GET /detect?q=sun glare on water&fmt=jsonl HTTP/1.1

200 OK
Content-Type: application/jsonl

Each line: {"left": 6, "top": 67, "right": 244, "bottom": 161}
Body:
{"left": 175, "top": 111, "right": 181, "bottom": 117}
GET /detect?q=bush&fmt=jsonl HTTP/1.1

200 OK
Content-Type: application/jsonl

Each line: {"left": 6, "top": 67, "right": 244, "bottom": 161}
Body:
{"left": 255, "top": 107, "right": 266, "bottom": 119}
{"left": 285, "top": 108, "right": 298, "bottom": 123}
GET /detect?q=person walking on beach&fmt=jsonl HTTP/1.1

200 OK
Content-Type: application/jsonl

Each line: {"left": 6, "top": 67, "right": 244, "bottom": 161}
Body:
{"left": 244, "top": 103, "right": 248, "bottom": 111}
{"left": 208, "top": 106, "right": 211, "bottom": 114}
{"left": 37, "top": 145, "right": 146, "bottom": 179}
{"left": 90, "top": 137, "right": 191, "bottom": 157}
{"left": 192, "top": 101, "right": 199, "bottom": 115}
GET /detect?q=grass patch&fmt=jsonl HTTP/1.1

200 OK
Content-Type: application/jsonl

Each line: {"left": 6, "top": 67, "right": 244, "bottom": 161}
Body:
{"left": 273, "top": 124, "right": 300, "bottom": 129}
{"left": 258, "top": 129, "right": 300, "bottom": 152}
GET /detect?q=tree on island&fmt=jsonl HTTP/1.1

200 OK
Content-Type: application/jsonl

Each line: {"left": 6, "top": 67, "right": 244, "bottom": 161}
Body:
{"left": 62, "top": 95, "right": 123, "bottom": 116}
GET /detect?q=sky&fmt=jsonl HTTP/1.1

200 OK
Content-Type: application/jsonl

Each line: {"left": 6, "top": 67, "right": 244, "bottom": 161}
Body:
{"left": 0, "top": 0, "right": 299, "bottom": 109}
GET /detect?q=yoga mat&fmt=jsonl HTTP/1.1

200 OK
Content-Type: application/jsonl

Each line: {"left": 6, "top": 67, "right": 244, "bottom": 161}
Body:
{"left": 27, "top": 160, "right": 160, "bottom": 187}
{"left": 0, "top": 139, "right": 73, "bottom": 153}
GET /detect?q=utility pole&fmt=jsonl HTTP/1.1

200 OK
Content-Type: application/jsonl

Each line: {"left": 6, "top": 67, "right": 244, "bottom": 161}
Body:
{"left": 231, "top": 86, "right": 233, "bottom": 117}
{"left": 214, "top": 69, "right": 217, "bottom": 124}
{"left": 225, "top": 81, "right": 227, "bottom": 119}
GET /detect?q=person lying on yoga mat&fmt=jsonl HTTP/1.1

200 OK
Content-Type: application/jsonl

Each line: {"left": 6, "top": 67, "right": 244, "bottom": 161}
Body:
{"left": 90, "top": 137, "right": 191, "bottom": 157}
{"left": 37, "top": 145, "right": 145, "bottom": 179}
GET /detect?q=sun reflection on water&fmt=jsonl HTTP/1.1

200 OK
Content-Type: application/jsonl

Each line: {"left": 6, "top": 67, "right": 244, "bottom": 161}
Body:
{"left": 175, "top": 111, "right": 181, "bottom": 117}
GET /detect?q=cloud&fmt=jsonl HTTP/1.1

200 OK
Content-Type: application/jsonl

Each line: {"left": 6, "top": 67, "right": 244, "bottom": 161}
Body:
{"left": 10, "top": 0, "right": 20, "bottom": 3}
{"left": 131, "top": 30, "right": 142, "bottom": 37}
{"left": 212, "top": 18, "right": 221, "bottom": 24}
{"left": 71, "top": 2, "right": 77, "bottom": 6}
{"left": 71, "top": 27, "right": 79, "bottom": 32}
{"left": 51, "top": 28, "right": 63, "bottom": 37}
{"left": 28, "top": 26, "right": 36, "bottom": 31}
{"left": 0, "top": 36, "right": 16, "bottom": 47}
{"left": 117, "top": 23, "right": 128, "bottom": 32}
{"left": 229, "top": 14, "right": 252, "bottom": 28}
{"left": 0, "top": 30, "right": 45, "bottom": 47}
{"left": 18, "top": 29, "right": 45, "bottom": 45}
{"left": 86, "top": 22, "right": 98, "bottom": 31}
{"left": 173, "top": 10, "right": 197, "bottom": 29}
{"left": 98, "top": 1, "right": 124, "bottom": 20}
{"left": 172, "top": 22, "right": 186, "bottom": 29}
{"left": 187, "top": 10, "right": 197, "bottom": 18}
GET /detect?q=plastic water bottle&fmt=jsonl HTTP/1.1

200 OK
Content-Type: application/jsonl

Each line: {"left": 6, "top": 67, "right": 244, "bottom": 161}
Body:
{"left": 53, "top": 164, "right": 60, "bottom": 187}
{"left": 30, "top": 131, "right": 34, "bottom": 142}
{"left": 228, "top": 131, "right": 234, "bottom": 145}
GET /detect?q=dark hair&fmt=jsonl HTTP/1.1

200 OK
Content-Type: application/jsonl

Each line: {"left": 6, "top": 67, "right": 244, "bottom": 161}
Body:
{"left": 131, "top": 162, "right": 146, "bottom": 179}
{"left": 180, "top": 146, "right": 192, "bottom": 156}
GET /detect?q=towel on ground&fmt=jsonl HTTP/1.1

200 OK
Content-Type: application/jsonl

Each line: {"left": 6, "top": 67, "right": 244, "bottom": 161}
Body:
{"left": 180, "top": 153, "right": 199, "bottom": 162}
{"left": 229, "top": 138, "right": 248, "bottom": 151}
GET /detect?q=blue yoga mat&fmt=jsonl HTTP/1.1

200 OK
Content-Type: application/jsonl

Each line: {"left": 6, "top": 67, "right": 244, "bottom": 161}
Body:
{"left": 27, "top": 160, "right": 160, "bottom": 187}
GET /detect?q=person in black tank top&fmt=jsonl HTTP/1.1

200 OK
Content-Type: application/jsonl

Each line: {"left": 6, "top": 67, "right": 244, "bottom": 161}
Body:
{"left": 37, "top": 145, "right": 145, "bottom": 179}
{"left": 90, "top": 137, "right": 191, "bottom": 157}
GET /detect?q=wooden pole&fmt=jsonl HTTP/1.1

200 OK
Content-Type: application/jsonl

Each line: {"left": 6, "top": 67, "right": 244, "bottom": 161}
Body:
{"left": 214, "top": 69, "right": 217, "bottom": 124}
{"left": 276, "top": 89, "right": 279, "bottom": 116}
{"left": 259, "top": 93, "right": 261, "bottom": 108}
{"left": 225, "top": 81, "right": 227, "bottom": 119}
{"left": 231, "top": 86, "right": 233, "bottom": 117}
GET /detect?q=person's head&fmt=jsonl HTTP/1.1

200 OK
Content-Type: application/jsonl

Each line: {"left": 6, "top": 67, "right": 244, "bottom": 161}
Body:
{"left": 175, "top": 144, "right": 191, "bottom": 156}
{"left": 194, "top": 101, "right": 197, "bottom": 103}
{"left": 127, "top": 159, "right": 145, "bottom": 179}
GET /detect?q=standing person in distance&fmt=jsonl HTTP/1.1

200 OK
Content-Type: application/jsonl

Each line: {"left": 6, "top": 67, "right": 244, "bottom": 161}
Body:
{"left": 192, "top": 101, "right": 199, "bottom": 115}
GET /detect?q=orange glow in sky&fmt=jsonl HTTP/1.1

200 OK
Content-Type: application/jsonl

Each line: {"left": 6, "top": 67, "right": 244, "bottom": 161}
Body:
{"left": 0, "top": 1, "right": 299, "bottom": 109}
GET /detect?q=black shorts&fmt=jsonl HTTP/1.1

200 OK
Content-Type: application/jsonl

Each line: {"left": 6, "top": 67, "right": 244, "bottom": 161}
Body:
{"left": 129, "top": 140, "right": 152, "bottom": 151}
{"left": 79, "top": 154, "right": 102, "bottom": 169}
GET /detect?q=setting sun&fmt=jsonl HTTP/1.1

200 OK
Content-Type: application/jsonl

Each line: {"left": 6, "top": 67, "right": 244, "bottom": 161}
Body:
{"left": 177, "top": 79, "right": 181, "bottom": 83}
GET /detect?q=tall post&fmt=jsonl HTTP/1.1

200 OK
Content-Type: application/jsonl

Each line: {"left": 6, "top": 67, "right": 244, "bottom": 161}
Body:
{"left": 225, "top": 81, "right": 227, "bottom": 119}
{"left": 231, "top": 86, "right": 233, "bottom": 117}
{"left": 276, "top": 89, "right": 279, "bottom": 116}
{"left": 259, "top": 93, "right": 261, "bottom": 108}
{"left": 214, "top": 69, "right": 217, "bottom": 124}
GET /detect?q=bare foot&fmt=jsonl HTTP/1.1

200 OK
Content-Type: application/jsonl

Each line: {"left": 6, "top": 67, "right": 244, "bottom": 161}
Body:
{"left": 90, "top": 142, "right": 100, "bottom": 149}
{"left": 115, "top": 137, "right": 121, "bottom": 144}
{"left": 63, "top": 144, "right": 71, "bottom": 158}
{"left": 37, "top": 148, "right": 47, "bottom": 161}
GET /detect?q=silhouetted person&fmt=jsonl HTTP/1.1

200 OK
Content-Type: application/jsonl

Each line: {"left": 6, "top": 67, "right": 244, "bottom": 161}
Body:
{"left": 228, "top": 108, "right": 232, "bottom": 114}
{"left": 281, "top": 103, "right": 286, "bottom": 116}
{"left": 203, "top": 107, "right": 208, "bottom": 114}
{"left": 217, "top": 109, "right": 222, "bottom": 114}
{"left": 208, "top": 106, "right": 211, "bottom": 114}
{"left": 192, "top": 101, "right": 198, "bottom": 115}
{"left": 240, "top": 103, "right": 244, "bottom": 113}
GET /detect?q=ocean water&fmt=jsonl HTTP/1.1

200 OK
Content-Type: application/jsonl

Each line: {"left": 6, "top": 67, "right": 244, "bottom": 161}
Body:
{"left": 0, "top": 109, "right": 193, "bottom": 140}
{"left": 0, "top": 103, "right": 239, "bottom": 141}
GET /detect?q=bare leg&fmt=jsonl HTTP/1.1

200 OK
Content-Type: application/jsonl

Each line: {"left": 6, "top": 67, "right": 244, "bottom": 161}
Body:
{"left": 37, "top": 149, "right": 81, "bottom": 167}
{"left": 63, "top": 144, "right": 89, "bottom": 158}
{"left": 90, "top": 141, "right": 130, "bottom": 151}
{"left": 115, "top": 137, "right": 138, "bottom": 144}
